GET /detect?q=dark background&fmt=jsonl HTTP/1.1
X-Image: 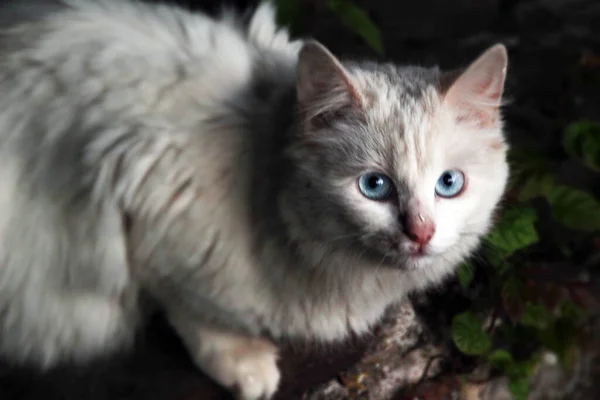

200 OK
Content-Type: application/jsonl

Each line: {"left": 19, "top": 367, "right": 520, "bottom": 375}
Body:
{"left": 1, "top": 0, "right": 599, "bottom": 399}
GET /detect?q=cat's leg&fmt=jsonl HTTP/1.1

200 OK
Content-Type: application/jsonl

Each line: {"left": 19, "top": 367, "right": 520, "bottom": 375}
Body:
{"left": 114, "top": 135, "right": 280, "bottom": 397}
{"left": 169, "top": 312, "right": 280, "bottom": 400}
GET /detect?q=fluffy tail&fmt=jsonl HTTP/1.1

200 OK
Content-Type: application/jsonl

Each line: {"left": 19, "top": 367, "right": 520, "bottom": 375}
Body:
{"left": 221, "top": 1, "right": 303, "bottom": 57}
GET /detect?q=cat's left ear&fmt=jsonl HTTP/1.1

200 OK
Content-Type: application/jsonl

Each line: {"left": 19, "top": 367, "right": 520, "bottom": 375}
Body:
{"left": 296, "top": 40, "right": 363, "bottom": 124}
{"left": 443, "top": 44, "right": 508, "bottom": 128}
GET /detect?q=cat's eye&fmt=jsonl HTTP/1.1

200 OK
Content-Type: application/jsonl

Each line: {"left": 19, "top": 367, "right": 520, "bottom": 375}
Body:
{"left": 435, "top": 170, "right": 465, "bottom": 198}
{"left": 358, "top": 173, "right": 394, "bottom": 201}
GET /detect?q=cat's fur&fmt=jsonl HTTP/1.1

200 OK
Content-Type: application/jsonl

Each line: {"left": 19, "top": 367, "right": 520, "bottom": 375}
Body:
{"left": 0, "top": 0, "right": 510, "bottom": 398}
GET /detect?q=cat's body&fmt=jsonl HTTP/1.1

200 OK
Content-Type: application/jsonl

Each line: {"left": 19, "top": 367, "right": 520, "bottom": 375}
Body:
{"left": 0, "top": 1, "right": 510, "bottom": 399}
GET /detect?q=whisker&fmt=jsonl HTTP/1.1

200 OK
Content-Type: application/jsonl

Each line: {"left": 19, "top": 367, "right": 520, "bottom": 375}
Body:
{"left": 327, "top": 232, "right": 365, "bottom": 243}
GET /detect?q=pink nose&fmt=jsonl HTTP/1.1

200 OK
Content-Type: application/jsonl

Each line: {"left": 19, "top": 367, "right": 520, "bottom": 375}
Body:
{"left": 403, "top": 213, "right": 436, "bottom": 246}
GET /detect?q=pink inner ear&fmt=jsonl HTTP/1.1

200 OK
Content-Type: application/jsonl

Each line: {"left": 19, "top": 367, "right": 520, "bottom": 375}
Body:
{"left": 297, "top": 41, "right": 363, "bottom": 122}
{"left": 445, "top": 45, "right": 507, "bottom": 127}
{"left": 475, "top": 78, "right": 501, "bottom": 100}
{"left": 455, "top": 107, "right": 497, "bottom": 128}
{"left": 448, "top": 83, "right": 502, "bottom": 127}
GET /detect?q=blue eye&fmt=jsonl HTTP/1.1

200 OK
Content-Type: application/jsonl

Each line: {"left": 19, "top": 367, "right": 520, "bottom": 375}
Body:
{"left": 358, "top": 172, "right": 394, "bottom": 200}
{"left": 435, "top": 170, "right": 465, "bottom": 198}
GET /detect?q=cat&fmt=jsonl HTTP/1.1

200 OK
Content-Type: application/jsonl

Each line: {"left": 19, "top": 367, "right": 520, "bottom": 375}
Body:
{"left": 0, "top": 0, "right": 510, "bottom": 399}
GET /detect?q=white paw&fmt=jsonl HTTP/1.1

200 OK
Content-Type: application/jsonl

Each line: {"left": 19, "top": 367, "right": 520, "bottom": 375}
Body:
{"left": 200, "top": 336, "right": 281, "bottom": 400}
{"left": 227, "top": 348, "right": 280, "bottom": 400}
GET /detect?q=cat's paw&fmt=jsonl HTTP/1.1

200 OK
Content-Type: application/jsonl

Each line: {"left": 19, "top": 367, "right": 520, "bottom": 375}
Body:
{"left": 225, "top": 343, "right": 280, "bottom": 400}
{"left": 170, "top": 318, "right": 281, "bottom": 400}
{"left": 168, "top": 313, "right": 281, "bottom": 400}
{"left": 204, "top": 337, "right": 280, "bottom": 400}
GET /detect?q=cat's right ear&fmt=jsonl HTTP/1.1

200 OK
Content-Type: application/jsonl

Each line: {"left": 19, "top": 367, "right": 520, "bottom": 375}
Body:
{"left": 296, "top": 41, "right": 363, "bottom": 124}
{"left": 443, "top": 43, "right": 508, "bottom": 128}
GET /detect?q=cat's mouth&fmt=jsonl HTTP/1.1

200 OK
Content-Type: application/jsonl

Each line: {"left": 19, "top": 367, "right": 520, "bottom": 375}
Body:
{"left": 407, "top": 243, "right": 429, "bottom": 256}
{"left": 409, "top": 249, "right": 431, "bottom": 259}
{"left": 356, "top": 234, "right": 443, "bottom": 269}
{"left": 398, "top": 241, "right": 447, "bottom": 270}
{"left": 376, "top": 248, "right": 438, "bottom": 270}
{"left": 407, "top": 246, "right": 436, "bottom": 263}
{"left": 403, "top": 238, "right": 438, "bottom": 257}
{"left": 402, "top": 246, "right": 442, "bottom": 269}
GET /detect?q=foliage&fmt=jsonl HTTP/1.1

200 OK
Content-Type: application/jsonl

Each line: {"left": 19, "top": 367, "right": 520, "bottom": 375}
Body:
{"left": 457, "top": 262, "right": 475, "bottom": 289}
{"left": 325, "top": 0, "right": 384, "bottom": 55}
{"left": 272, "top": 0, "right": 303, "bottom": 35}
{"left": 487, "top": 349, "right": 538, "bottom": 400}
{"left": 451, "top": 312, "right": 492, "bottom": 355}
{"left": 451, "top": 120, "right": 600, "bottom": 398}
{"left": 271, "top": 0, "right": 384, "bottom": 55}
{"left": 486, "top": 206, "right": 539, "bottom": 260}
{"left": 546, "top": 185, "right": 600, "bottom": 231}
{"left": 563, "top": 120, "right": 600, "bottom": 172}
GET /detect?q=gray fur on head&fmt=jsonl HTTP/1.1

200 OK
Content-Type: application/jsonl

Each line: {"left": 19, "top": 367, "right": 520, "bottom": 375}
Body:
{"left": 0, "top": 1, "right": 509, "bottom": 398}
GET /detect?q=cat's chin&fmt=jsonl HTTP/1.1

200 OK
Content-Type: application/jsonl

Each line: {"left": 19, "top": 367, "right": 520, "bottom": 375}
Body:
{"left": 368, "top": 251, "right": 437, "bottom": 271}
{"left": 403, "top": 253, "right": 437, "bottom": 270}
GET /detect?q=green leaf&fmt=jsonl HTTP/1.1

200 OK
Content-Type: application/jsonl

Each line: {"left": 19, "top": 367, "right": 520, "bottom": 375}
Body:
{"left": 326, "top": 0, "right": 384, "bottom": 55}
{"left": 501, "top": 275, "right": 526, "bottom": 323}
{"left": 546, "top": 185, "right": 600, "bottom": 232}
{"left": 564, "top": 120, "right": 600, "bottom": 172}
{"left": 538, "top": 317, "right": 577, "bottom": 365}
{"left": 271, "top": 0, "right": 302, "bottom": 34}
{"left": 518, "top": 172, "right": 556, "bottom": 201}
{"left": 457, "top": 262, "right": 475, "bottom": 289}
{"left": 508, "top": 147, "right": 554, "bottom": 195}
{"left": 451, "top": 312, "right": 492, "bottom": 356}
{"left": 521, "top": 301, "right": 554, "bottom": 330}
{"left": 559, "top": 300, "right": 587, "bottom": 322}
{"left": 504, "top": 357, "right": 538, "bottom": 400}
{"left": 560, "top": 243, "right": 573, "bottom": 257}
{"left": 561, "top": 343, "right": 580, "bottom": 370}
{"left": 509, "top": 355, "right": 540, "bottom": 379}
{"left": 486, "top": 206, "right": 539, "bottom": 262}
{"left": 488, "top": 349, "right": 514, "bottom": 370}
{"left": 508, "top": 376, "right": 530, "bottom": 400}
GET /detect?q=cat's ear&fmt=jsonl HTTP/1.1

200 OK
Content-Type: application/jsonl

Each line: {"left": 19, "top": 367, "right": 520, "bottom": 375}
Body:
{"left": 296, "top": 41, "right": 362, "bottom": 123}
{"left": 443, "top": 44, "right": 508, "bottom": 127}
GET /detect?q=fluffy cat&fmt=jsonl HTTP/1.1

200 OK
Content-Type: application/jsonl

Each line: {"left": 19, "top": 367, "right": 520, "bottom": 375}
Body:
{"left": 0, "top": 0, "right": 510, "bottom": 399}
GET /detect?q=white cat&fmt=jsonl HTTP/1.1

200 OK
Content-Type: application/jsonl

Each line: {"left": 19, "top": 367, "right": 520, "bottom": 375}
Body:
{"left": 0, "top": 1, "right": 509, "bottom": 399}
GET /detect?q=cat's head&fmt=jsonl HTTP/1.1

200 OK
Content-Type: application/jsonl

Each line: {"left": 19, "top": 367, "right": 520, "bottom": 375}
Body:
{"left": 283, "top": 41, "right": 509, "bottom": 274}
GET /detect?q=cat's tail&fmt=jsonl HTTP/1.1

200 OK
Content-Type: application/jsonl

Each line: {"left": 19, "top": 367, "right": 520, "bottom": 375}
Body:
{"left": 221, "top": 2, "right": 303, "bottom": 58}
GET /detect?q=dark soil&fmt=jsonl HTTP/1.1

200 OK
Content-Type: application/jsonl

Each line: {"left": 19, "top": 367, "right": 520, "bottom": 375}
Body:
{"left": 1, "top": 0, "right": 599, "bottom": 399}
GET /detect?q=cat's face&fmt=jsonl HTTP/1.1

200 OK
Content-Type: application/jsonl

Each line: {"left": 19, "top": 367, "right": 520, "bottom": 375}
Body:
{"left": 286, "top": 42, "right": 509, "bottom": 272}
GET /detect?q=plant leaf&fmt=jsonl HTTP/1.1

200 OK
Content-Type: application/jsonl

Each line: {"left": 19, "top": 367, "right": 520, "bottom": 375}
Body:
{"left": 457, "top": 262, "right": 475, "bottom": 289}
{"left": 271, "top": 0, "right": 302, "bottom": 34}
{"left": 326, "top": 0, "right": 384, "bottom": 55}
{"left": 563, "top": 120, "right": 600, "bottom": 172}
{"left": 502, "top": 275, "right": 526, "bottom": 323}
{"left": 546, "top": 185, "right": 600, "bottom": 232}
{"left": 488, "top": 349, "right": 514, "bottom": 370}
{"left": 506, "top": 352, "right": 541, "bottom": 378}
{"left": 521, "top": 301, "right": 554, "bottom": 330}
{"left": 508, "top": 376, "right": 530, "bottom": 400}
{"left": 486, "top": 206, "right": 539, "bottom": 262}
{"left": 451, "top": 312, "right": 492, "bottom": 356}
{"left": 508, "top": 147, "right": 554, "bottom": 193}
{"left": 518, "top": 172, "right": 556, "bottom": 201}
{"left": 561, "top": 343, "right": 581, "bottom": 370}
{"left": 538, "top": 317, "right": 578, "bottom": 367}
{"left": 559, "top": 300, "right": 587, "bottom": 322}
